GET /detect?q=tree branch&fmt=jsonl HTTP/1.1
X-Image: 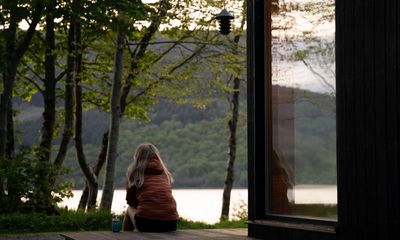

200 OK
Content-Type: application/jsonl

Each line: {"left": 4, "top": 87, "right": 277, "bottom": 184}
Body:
{"left": 125, "top": 40, "right": 211, "bottom": 107}
{"left": 168, "top": 38, "right": 214, "bottom": 74}
{"left": 56, "top": 70, "right": 67, "bottom": 82}
{"left": 301, "top": 58, "right": 336, "bottom": 92}
{"left": 150, "top": 36, "right": 189, "bottom": 65}
{"left": 16, "top": 71, "right": 43, "bottom": 93}
{"left": 26, "top": 49, "right": 45, "bottom": 65}
{"left": 21, "top": 61, "right": 45, "bottom": 81}
{"left": 15, "top": 2, "right": 43, "bottom": 61}
{"left": 127, "top": 40, "right": 222, "bottom": 46}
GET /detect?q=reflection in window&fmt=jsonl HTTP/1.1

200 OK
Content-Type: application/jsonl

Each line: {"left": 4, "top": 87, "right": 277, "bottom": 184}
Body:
{"left": 269, "top": 0, "right": 336, "bottom": 220}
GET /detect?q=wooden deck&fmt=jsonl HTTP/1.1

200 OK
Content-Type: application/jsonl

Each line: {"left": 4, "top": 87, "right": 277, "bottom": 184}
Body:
{"left": 61, "top": 229, "right": 255, "bottom": 240}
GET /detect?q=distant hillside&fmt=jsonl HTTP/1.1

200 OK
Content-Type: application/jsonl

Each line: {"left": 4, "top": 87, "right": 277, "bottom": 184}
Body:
{"left": 14, "top": 86, "right": 336, "bottom": 189}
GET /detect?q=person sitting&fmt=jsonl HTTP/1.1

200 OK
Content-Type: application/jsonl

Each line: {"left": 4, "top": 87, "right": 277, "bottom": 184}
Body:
{"left": 123, "top": 143, "right": 179, "bottom": 232}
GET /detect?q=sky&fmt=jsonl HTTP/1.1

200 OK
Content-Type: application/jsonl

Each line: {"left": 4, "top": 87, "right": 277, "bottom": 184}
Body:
{"left": 16, "top": 0, "right": 245, "bottom": 31}
{"left": 271, "top": 0, "right": 335, "bottom": 94}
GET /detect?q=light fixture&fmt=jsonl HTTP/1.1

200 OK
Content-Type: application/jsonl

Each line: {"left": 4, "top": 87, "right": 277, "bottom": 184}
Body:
{"left": 215, "top": 7, "right": 234, "bottom": 35}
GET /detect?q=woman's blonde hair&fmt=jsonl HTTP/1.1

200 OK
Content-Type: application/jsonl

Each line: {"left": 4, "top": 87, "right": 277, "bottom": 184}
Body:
{"left": 126, "top": 143, "right": 173, "bottom": 189}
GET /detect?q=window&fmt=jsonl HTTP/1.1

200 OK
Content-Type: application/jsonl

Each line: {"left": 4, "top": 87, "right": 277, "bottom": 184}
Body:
{"left": 268, "top": 0, "right": 336, "bottom": 220}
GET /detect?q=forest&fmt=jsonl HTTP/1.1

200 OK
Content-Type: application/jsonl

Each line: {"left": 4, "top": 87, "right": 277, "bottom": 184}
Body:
{"left": 1, "top": 0, "right": 249, "bottom": 214}
{"left": 0, "top": 0, "right": 335, "bottom": 220}
{"left": 16, "top": 97, "right": 248, "bottom": 189}
{"left": 15, "top": 87, "right": 336, "bottom": 189}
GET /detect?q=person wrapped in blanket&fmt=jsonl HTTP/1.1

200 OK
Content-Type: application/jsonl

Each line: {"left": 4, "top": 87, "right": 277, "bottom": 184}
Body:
{"left": 123, "top": 143, "right": 179, "bottom": 232}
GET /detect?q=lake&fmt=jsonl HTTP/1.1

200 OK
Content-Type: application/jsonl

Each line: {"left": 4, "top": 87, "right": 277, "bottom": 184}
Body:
{"left": 60, "top": 189, "right": 247, "bottom": 224}
{"left": 59, "top": 185, "right": 336, "bottom": 224}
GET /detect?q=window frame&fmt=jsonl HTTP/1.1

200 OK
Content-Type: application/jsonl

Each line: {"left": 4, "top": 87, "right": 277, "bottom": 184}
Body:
{"left": 247, "top": 0, "right": 338, "bottom": 236}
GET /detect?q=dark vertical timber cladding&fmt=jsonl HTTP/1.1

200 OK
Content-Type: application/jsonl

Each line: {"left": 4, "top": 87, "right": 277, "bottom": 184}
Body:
{"left": 249, "top": 224, "right": 335, "bottom": 240}
{"left": 337, "top": 0, "right": 400, "bottom": 239}
{"left": 374, "top": 0, "right": 388, "bottom": 238}
{"left": 254, "top": 0, "right": 267, "bottom": 218}
{"left": 334, "top": 0, "right": 345, "bottom": 237}
{"left": 337, "top": 0, "right": 355, "bottom": 237}
{"left": 264, "top": 0, "right": 272, "bottom": 216}
{"left": 337, "top": 0, "right": 357, "bottom": 237}
{"left": 395, "top": 0, "right": 400, "bottom": 235}
{"left": 362, "top": 0, "right": 377, "bottom": 239}
{"left": 398, "top": 0, "right": 400, "bottom": 233}
{"left": 385, "top": 0, "right": 400, "bottom": 237}
{"left": 250, "top": 0, "right": 400, "bottom": 238}
{"left": 353, "top": 0, "right": 366, "bottom": 238}
{"left": 247, "top": 0, "right": 266, "bottom": 221}
{"left": 247, "top": 0, "right": 256, "bottom": 221}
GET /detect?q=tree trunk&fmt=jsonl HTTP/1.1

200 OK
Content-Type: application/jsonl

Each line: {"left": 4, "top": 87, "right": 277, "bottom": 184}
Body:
{"left": 5, "top": 101, "right": 18, "bottom": 208}
{"left": 120, "top": 0, "right": 171, "bottom": 115}
{"left": 6, "top": 101, "right": 14, "bottom": 159}
{"left": 0, "top": 55, "right": 16, "bottom": 167}
{"left": 51, "top": 19, "right": 75, "bottom": 186}
{"left": 0, "top": 1, "right": 18, "bottom": 168}
{"left": 39, "top": 5, "right": 57, "bottom": 162}
{"left": 99, "top": 18, "right": 126, "bottom": 211}
{"left": 34, "top": 1, "right": 58, "bottom": 213}
{"left": 220, "top": 6, "right": 246, "bottom": 220}
{"left": 73, "top": 21, "right": 98, "bottom": 211}
{"left": 80, "top": 0, "right": 171, "bottom": 210}
{"left": 78, "top": 131, "right": 108, "bottom": 209}
{"left": 0, "top": 2, "right": 42, "bottom": 162}
{"left": 220, "top": 76, "right": 241, "bottom": 220}
{"left": 0, "top": 2, "right": 42, "bottom": 203}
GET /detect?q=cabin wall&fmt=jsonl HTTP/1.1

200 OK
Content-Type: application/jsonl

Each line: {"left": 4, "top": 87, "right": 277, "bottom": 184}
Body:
{"left": 336, "top": 0, "right": 400, "bottom": 239}
{"left": 248, "top": 0, "right": 400, "bottom": 239}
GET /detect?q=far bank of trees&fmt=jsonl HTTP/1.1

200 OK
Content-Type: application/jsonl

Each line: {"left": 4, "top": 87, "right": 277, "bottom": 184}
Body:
{"left": 0, "top": 0, "right": 247, "bottom": 215}
{"left": 0, "top": 0, "right": 336, "bottom": 220}
{"left": 17, "top": 89, "right": 336, "bottom": 190}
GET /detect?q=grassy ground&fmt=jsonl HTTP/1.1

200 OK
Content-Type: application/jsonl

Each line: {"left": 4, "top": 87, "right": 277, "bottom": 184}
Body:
{"left": 0, "top": 209, "right": 247, "bottom": 235}
{"left": 0, "top": 205, "right": 335, "bottom": 236}
{"left": 293, "top": 204, "right": 337, "bottom": 220}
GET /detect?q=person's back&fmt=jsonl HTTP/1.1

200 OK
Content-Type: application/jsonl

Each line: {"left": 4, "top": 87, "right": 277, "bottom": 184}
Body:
{"left": 123, "top": 143, "right": 179, "bottom": 232}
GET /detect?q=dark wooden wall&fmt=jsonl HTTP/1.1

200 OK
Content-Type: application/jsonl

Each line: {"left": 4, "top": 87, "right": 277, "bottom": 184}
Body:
{"left": 336, "top": 0, "right": 400, "bottom": 239}
{"left": 247, "top": 0, "right": 267, "bottom": 223}
{"left": 248, "top": 0, "right": 400, "bottom": 239}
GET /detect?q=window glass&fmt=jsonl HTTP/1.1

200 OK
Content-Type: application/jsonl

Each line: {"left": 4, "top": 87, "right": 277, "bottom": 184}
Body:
{"left": 269, "top": 0, "right": 336, "bottom": 220}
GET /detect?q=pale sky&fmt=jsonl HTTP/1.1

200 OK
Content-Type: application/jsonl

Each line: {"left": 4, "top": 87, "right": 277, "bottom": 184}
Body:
{"left": 17, "top": 0, "right": 244, "bottom": 31}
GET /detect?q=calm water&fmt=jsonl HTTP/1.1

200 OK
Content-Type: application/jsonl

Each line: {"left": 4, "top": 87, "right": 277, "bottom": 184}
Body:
{"left": 59, "top": 186, "right": 336, "bottom": 224}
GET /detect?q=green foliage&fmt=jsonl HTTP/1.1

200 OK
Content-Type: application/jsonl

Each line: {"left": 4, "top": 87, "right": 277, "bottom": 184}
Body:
{"left": 177, "top": 218, "right": 247, "bottom": 229}
{"left": 293, "top": 204, "right": 337, "bottom": 220}
{"left": 18, "top": 87, "right": 337, "bottom": 189}
{"left": 0, "top": 0, "right": 34, "bottom": 24}
{"left": 0, "top": 147, "right": 73, "bottom": 214}
{"left": 293, "top": 90, "right": 336, "bottom": 184}
{"left": 0, "top": 209, "right": 245, "bottom": 234}
{"left": 176, "top": 218, "right": 213, "bottom": 229}
{"left": 294, "top": 49, "right": 309, "bottom": 61}
{"left": 231, "top": 199, "right": 248, "bottom": 221}
{"left": 56, "top": 117, "right": 247, "bottom": 189}
{"left": 0, "top": 209, "right": 113, "bottom": 234}
{"left": 0, "top": 32, "right": 5, "bottom": 82}
{"left": 58, "top": 103, "right": 248, "bottom": 189}
{"left": 0, "top": 147, "right": 36, "bottom": 213}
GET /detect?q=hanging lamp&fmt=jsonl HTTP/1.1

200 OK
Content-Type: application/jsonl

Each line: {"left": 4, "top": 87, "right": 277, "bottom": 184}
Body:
{"left": 215, "top": 1, "right": 234, "bottom": 35}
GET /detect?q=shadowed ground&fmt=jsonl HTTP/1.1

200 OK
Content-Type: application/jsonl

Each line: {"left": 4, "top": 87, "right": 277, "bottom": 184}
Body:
{"left": 61, "top": 229, "right": 253, "bottom": 240}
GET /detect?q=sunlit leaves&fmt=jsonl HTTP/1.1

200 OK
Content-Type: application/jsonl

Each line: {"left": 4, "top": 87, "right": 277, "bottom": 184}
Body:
{"left": 14, "top": 79, "right": 38, "bottom": 101}
{"left": 9, "top": 0, "right": 248, "bottom": 139}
